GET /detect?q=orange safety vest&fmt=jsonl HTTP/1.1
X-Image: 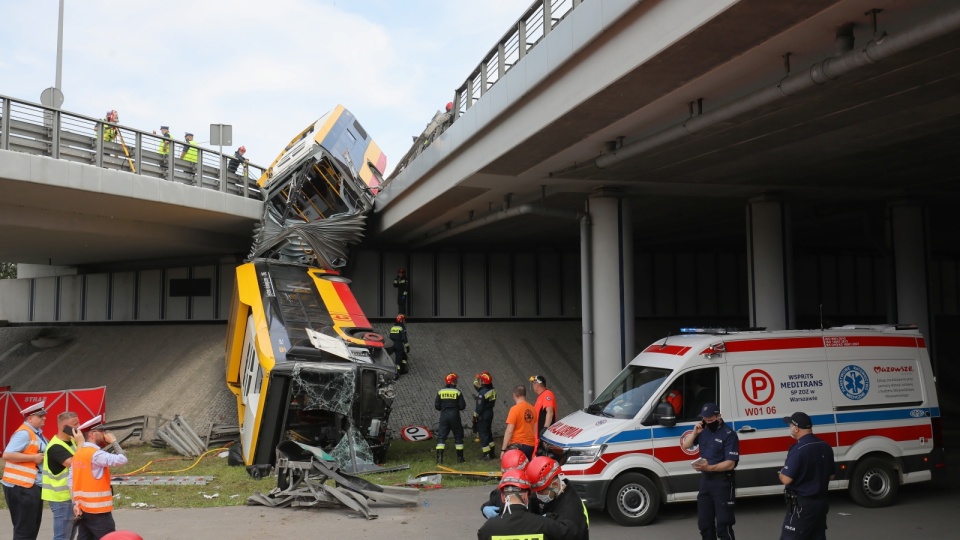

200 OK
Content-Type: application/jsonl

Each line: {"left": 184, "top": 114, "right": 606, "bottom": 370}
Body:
{"left": 1, "top": 424, "right": 41, "bottom": 487}
{"left": 71, "top": 446, "right": 113, "bottom": 514}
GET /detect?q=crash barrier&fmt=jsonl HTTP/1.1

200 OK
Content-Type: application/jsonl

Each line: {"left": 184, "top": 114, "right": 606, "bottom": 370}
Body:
{"left": 157, "top": 414, "right": 207, "bottom": 457}
{"left": 1, "top": 387, "right": 106, "bottom": 448}
{"left": 102, "top": 414, "right": 240, "bottom": 455}
{"left": 247, "top": 440, "right": 419, "bottom": 519}
{"left": 0, "top": 94, "right": 264, "bottom": 200}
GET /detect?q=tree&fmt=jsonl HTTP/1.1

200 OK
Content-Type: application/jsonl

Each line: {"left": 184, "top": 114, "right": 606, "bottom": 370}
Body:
{"left": 0, "top": 262, "right": 15, "bottom": 280}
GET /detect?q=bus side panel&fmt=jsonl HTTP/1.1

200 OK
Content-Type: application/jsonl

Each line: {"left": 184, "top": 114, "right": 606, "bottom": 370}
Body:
{"left": 224, "top": 281, "right": 249, "bottom": 388}
{"left": 250, "top": 372, "right": 291, "bottom": 466}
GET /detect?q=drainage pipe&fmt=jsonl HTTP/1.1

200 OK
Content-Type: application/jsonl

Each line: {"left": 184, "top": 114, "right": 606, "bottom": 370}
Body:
{"left": 580, "top": 211, "right": 594, "bottom": 407}
{"left": 593, "top": 6, "right": 960, "bottom": 170}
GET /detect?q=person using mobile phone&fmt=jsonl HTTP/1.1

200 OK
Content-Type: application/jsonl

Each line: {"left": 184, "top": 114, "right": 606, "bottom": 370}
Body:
{"left": 69, "top": 416, "right": 128, "bottom": 539}
{"left": 42, "top": 411, "right": 81, "bottom": 540}
{"left": 681, "top": 403, "right": 740, "bottom": 540}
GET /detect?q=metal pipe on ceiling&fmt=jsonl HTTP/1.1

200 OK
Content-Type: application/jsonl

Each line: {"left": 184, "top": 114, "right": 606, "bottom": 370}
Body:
{"left": 590, "top": 5, "right": 960, "bottom": 171}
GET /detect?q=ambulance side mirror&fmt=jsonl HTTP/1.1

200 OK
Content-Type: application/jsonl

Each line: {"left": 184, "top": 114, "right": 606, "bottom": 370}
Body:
{"left": 654, "top": 401, "right": 677, "bottom": 427}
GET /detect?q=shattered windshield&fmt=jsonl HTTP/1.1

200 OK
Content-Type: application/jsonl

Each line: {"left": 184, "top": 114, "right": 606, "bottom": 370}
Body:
{"left": 586, "top": 365, "right": 671, "bottom": 419}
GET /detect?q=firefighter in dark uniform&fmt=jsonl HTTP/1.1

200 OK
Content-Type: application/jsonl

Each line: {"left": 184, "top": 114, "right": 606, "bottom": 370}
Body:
{"left": 392, "top": 268, "right": 409, "bottom": 315}
{"left": 681, "top": 402, "right": 739, "bottom": 540}
{"left": 473, "top": 371, "right": 497, "bottom": 460}
{"left": 389, "top": 314, "right": 409, "bottom": 375}
{"left": 779, "top": 412, "right": 835, "bottom": 540}
{"left": 477, "top": 469, "right": 569, "bottom": 540}
{"left": 434, "top": 373, "right": 466, "bottom": 464}
{"left": 527, "top": 455, "right": 590, "bottom": 539}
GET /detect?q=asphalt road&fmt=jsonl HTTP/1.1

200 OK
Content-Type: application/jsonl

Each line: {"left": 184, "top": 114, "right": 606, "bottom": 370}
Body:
{"left": 32, "top": 472, "right": 956, "bottom": 539}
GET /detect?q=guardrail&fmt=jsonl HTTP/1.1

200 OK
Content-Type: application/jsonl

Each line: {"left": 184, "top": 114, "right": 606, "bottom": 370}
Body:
{"left": 0, "top": 94, "right": 264, "bottom": 200}
{"left": 452, "top": 0, "right": 581, "bottom": 118}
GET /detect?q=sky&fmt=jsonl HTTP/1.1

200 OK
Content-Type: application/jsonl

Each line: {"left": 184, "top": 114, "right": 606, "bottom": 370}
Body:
{"left": 0, "top": 0, "right": 523, "bottom": 175}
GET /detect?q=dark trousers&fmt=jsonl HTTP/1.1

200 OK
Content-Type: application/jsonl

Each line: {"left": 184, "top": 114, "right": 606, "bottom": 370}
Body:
{"left": 394, "top": 347, "right": 408, "bottom": 374}
{"left": 780, "top": 495, "right": 828, "bottom": 540}
{"left": 436, "top": 412, "right": 464, "bottom": 449}
{"left": 3, "top": 483, "right": 43, "bottom": 540}
{"left": 478, "top": 410, "right": 494, "bottom": 451}
{"left": 698, "top": 474, "right": 736, "bottom": 540}
{"left": 76, "top": 510, "right": 116, "bottom": 540}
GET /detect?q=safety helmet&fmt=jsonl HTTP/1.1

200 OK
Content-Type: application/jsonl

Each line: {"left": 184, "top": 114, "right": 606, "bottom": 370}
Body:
{"left": 525, "top": 456, "right": 561, "bottom": 492}
{"left": 398, "top": 268, "right": 406, "bottom": 276}
{"left": 445, "top": 373, "right": 458, "bottom": 386}
{"left": 106, "top": 110, "right": 118, "bottom": 122}
{"left": 500, "top": 449, "right": 528, "bottom": 472}
{"left": 238, "top": 146, "right": 246, "bottom": 153}
{"left": 477, "top": 371, "right": 492, "bottom": 386}
{"left": 101, "top": 532, "right": 144, "bottom": 540}
{"left": 445, "top": 102, "right": 453, "bottom": 112}
{"left": 498, "top": 469, "right": 530, "bottom": 492}
{"left": 396, "top": 314, "right": 406, "bottom": 323}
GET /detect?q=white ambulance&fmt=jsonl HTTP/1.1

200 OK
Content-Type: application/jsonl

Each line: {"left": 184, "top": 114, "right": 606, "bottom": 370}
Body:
{"left": 540, "top": 324, "right": 946, "bottom": 526}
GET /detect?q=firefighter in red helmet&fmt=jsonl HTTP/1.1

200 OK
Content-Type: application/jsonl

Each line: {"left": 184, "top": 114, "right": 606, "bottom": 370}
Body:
{"left": 472, "top": 371, "right": 497, "bottom": 460}
{"left": 434, "top": 373, "right": 466, "bottom": 464}
{"left": 526, "top": 455, "right": 590, "bottom": 538}
{"left": 393, "top": 268, "right": 409, "bottom": 315}
{"left": 389, "top": 314, "right": 409, "bottom": 375}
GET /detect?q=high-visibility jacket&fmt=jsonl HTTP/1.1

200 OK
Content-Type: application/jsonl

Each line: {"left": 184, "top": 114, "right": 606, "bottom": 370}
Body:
{"left": 71, "top": 446, "right": 113, "bottom": 514}
{"left": 101, "top": 120, "right": 117, "bottom": 142}
{"left": 158, "top": 134, "right": 171, "bottom": 155}
{"left": 1, "top": 424, "right": 42, "bottom": 487}
{"left": 183, "top": 141, "right": 199, "bottom": 163}
{"left": 42, "top": 436, "right": 76, "bottom": 502}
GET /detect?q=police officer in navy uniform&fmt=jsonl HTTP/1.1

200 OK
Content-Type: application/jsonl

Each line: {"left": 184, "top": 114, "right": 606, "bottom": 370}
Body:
{"left": 778, "top": 412, "right": 835, "bottom": 540}
{"left": 473, "top": 371, "right": 497, "bottom": 460}
{"left": 681, "top": 402, "right": 739, "bottom": 540}
{"left": 389, "top": 314, "right": 409, "bottom": 375}
{"left": 434, "top": 373, "right": 466, "bottom": 464}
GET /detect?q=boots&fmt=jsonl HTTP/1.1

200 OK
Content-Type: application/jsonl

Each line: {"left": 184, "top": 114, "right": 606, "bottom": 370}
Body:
{"left": 481, "top": 451, "right": 493, "bottom": 461}
{"left": 436, "top": 449, "right": 444, "bottom": 465}
{"left": 456, "top": 449, "right": 465, "bottom": 463}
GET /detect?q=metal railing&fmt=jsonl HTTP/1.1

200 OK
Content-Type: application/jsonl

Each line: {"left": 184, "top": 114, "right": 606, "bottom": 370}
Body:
{"left": 452, "top": 0, "right": 581, "bottom": 118}
{"left": 0, "top": 94, "right": 265, "bottom": 200}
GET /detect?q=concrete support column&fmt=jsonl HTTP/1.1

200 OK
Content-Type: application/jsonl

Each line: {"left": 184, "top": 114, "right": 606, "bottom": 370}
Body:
{"left": 746, "top": 197, "right": 793, "bottom": 330}
{"left": 588, "top": 189, "right": 634, "bottom": 398}
{"left": 887, "top": 201, "right": 930, "bottom": 338}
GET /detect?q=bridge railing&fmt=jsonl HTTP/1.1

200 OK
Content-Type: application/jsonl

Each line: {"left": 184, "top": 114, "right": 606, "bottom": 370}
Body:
{"left": 0, "top": 94, "right": 264, "bottom": 200}
{"left": 453, "top": 0, "right": 581, "bottom": 118}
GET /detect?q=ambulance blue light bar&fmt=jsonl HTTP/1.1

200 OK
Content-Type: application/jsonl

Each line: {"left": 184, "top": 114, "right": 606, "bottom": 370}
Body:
{"left": 680, "top": 327, "right": 729, "bottom": 334}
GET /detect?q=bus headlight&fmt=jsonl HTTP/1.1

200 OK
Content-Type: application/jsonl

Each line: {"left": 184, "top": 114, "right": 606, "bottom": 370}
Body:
{"left": 564, "top": 444, "right": 605, "bottom": 465}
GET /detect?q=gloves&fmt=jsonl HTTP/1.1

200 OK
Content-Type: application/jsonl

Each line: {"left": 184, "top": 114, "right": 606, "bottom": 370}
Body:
{"left": 404, "top": 343, "right": 410, "bottom": 353}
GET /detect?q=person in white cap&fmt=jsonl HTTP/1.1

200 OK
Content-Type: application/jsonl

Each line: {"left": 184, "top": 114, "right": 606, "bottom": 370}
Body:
{"left": 69, "top": 416, "right": 128, "bottom": 540}
{"left": 2, "top": 400, "right": 49, "bottom": 540}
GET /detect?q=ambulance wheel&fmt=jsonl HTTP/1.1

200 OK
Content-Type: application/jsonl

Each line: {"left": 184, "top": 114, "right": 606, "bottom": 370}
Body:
{"left": 606, "top": 472, "right": 660, "bottom": 526}
{"left": 849, "top": 457, "right": 899, "bottom": 507}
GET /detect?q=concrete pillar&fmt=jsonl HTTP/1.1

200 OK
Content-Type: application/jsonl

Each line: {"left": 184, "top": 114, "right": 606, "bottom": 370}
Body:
{"left": 746, "top": 197, "right": 793, "bottom": 330}
{"left": 589, "top": 189, "right": 634, "bottom": 397}
{"left": 887, "top": 202, "right": 930, "bottom": 338}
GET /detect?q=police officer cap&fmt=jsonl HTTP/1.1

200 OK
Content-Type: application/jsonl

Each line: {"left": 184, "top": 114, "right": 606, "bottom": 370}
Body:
{"left": 160, "top": 125, "right": 169, "bottom": 130}
{"left": 698, "top": 402, "right": 720, "bottom": 417}
{"left": 21, "top": 401, "right": 47, "bottom": 416}
{"left": 783, "top": 412, "right": 812, "bottom": 429}
{"left": 79, "top": 414, "right": 104, "bottom": 432}
{"left": 185, "top": 132, "right": 194, "bottom": 137}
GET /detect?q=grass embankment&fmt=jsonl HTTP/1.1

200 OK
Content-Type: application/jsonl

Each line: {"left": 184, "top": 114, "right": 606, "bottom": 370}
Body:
{"left": 0, "top": 438, "right": 502, "bottom": 509}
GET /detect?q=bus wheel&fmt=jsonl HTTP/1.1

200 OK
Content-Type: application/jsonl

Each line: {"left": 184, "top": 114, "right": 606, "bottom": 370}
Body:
{"left": 849, "top": 457, "right": 899, "bottom": 507}
{"left": 605, "top": 472, "right": 660, "bottom": 526}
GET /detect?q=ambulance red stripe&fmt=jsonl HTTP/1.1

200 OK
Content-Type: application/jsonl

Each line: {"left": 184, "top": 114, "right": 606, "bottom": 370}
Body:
{"left": 643, "top": 344, "right": 692, "bottom": 355}
{"left": 723, "top": 335, "right": 920, "bottom": 353}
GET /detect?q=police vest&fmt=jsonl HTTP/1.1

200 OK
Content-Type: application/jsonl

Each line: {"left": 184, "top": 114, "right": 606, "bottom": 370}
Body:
{"left": 42, "top": 436, "right": 76, "bottom": 502}
{"left": 72, "top": 446, "right": 113, "bottom": 514}
{"left": 158, "top": 134, "right": 171, "bottom": 155}
{"left": 183, "top": 141, "right": 199, "bottom": 163}
{"left": 1, "top": 425, "right": 42, "bottom": 487}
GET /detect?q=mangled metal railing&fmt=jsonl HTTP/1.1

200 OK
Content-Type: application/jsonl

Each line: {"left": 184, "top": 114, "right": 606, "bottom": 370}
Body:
{"left": 247, "top": 441, "right": 418, "bottom": 519}
{"left": 157, "top": 414, "right": 207, "bottom": 457}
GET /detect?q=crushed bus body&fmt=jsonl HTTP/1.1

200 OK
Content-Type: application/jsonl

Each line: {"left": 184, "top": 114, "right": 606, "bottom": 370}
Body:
{"left": 225, "top": 106, "right": 395, "bottom": 475}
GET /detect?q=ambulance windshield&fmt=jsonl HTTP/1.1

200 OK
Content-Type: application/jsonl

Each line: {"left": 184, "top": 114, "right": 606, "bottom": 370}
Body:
{"left": 587, "top": 365, "right": 671, "bottom": 419}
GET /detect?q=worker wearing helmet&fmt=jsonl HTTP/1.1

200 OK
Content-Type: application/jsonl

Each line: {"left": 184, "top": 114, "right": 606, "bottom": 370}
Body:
{"left": 481, "top": 448, "right": 539, "bottom": 519}
{"left": 98, "top": 110, "right": 119, "bottom": 142}
{"left": 434, "top": 373, "right": 466, "bottom": 464}
{"left": 477, "top": 470, "right": 568, "bottom": 540}
{"left": 526, "top": 456, "right": 590, "bottom": 539}
{"left": 393, "top": 268, "right": 409, "bottom": 315}
{"left": 228, "top": 146, "right": 250, "bottom": 175}
{"left": 389, "top": 314, "right": 409, "bottom": 375}
{"left": 472, "top": 371, "right": 497, "bottom": 461}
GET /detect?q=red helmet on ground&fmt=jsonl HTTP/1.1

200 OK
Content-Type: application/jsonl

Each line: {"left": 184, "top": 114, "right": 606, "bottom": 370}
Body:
{"left": 101, "top": 532, "right": 143, "bottom": 540}
{"left": 445, "top": 373, "right": 458, "bottom": 386}
{"left": 396, "top": 314, "right": 406, "bottom": 323}
{"left": 500, "top": 449, "right": 528, "bottom": 472}
{"left": 498, "top": 469, "right": 531, "bottom": 492}
{"left": 525, "top": 456, "right": 561, "bottom": 492}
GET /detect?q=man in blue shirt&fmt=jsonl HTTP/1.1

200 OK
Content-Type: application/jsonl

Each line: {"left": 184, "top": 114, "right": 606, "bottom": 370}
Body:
{"left": 681, "top": 402, "right": 739, "bottom": 540}
{"left": 779, "top": 412, "right": 835, "bottom": 540}
{"left": 2, "top": 401, "right": 49, "bottom": 540}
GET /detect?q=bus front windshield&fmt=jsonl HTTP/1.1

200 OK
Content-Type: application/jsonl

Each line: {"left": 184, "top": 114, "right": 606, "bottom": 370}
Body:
{"left": 585, "top": 365, "right": 671, "bottom": 419}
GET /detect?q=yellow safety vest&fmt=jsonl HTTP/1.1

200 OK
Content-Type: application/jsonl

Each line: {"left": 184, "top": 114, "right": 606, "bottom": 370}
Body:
{"left": 183, "top": 141, "right": 199, "bottom": 163}
{"left": 158, "top": 134, "right": 171, "bottom": 155}
{"left": 42, "top": 436, "right": 76, "bottom": 502}
{"left": 101, "top": 120, "right": 117, "bottom": 142}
